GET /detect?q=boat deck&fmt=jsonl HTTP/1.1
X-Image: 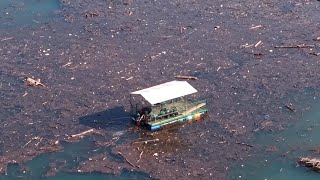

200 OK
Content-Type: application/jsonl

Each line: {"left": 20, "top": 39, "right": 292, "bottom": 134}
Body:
{"left": 147, "top": 99, "right": 207, "bottom": 123}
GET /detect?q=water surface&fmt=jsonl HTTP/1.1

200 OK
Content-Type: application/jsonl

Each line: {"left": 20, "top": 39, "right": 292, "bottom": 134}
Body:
{"left": 0, "top": 0, "right": 60, "bottom": 29}
{"left": 229, "top": 98, "right": 320, "bottom": 180}
{"left": 0, "top": 137, "right": 152, "bottom": 180}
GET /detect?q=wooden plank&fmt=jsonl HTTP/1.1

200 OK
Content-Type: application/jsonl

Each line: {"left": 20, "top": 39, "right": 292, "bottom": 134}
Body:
{"left": 175, "top": 75, "right": 198, "bottom": 80}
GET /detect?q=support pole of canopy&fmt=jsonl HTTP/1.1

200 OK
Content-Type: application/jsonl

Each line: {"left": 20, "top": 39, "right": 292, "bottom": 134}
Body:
{"left": 185, "top": 96, "right": 187, "bottom": 115}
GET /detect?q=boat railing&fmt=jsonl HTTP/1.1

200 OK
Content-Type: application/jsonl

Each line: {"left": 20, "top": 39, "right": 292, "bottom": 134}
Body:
{"left": 148, "top": 106, "right": 179, "bottom": 121}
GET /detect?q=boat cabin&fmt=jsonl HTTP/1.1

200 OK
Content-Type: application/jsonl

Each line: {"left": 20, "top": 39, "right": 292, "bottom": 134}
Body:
{"left": 130, "top": 81, "right": 207, "bottom": 131}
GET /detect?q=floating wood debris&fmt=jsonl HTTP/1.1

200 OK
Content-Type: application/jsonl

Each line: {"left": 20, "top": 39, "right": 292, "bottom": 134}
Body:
{"left": 298, "top": 157, "right": 320, "bottom": 171}
{"left": 70, "top": 129, "right": 94, "bottom": 138}
{"left": 117, "top": 151, "right": 136, "bottom": 167}
{"left": 1, "top": 37, "right": 13, "bottom": 41}
{"left": 84, "top": 11, "right": 99, "bottom": 18}
{"left": 285, "top": 104, "right": 296, "bottom": 112}
{"left": 310, "top": 52, "right": 320, "bottom": 56}
{"left": 132, "top": 138, "right": 160, "bottom": 144}
{"left": 249, "top": 25, "right": 262, "bottom": 29}
{"left": 254, "top": 40, "right": 263, "bottom": 47}
{"left": 32, "top": 20, "right": 40, "bottom": 24}
{"left": 175, "top": 75, "right": 198, "bottom": 80}
{"left": 95, "top": 137, "right": 119, "bottom": 146}
{"left": 240, "top": 43, "right": 254, "bottom": 48}
{"left": 236, "top": 142, "right": 254, "bottom": 148}
{"left": 136, "top": 147, "right": 143, "bottom": 163}
{"left": 275, "top": 44, "right": 315, "bottom": 48}
{"left": 62, "top": 62, "right": 73, "bottom": 67}
{"left": 313, "top": 37, "right": 320, "bottom": 41}
{"left": 25, "top": 77, "right": 46, "bottom": 87}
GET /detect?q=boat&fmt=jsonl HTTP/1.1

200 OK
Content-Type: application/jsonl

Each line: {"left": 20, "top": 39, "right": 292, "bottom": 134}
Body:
{"left": 130, "top": 80, "right": 208, "bottom": 131}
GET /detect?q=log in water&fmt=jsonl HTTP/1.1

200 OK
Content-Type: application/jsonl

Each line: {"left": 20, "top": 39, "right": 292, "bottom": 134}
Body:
{"left": 298, "top": 157, "right": 320, "bottom": 171}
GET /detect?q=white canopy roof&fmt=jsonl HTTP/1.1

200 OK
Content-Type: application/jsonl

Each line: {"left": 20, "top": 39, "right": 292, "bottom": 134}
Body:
{"left": 131, "top": 81, "right": 198, "bottom": 105}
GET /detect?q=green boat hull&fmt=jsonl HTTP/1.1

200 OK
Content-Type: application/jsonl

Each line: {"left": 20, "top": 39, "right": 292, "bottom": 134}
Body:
{"left": 134, "top": 108, "right": 208, "bottom": 131}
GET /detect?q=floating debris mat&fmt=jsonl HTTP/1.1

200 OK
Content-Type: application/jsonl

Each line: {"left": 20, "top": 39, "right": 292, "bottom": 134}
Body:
{"left": 298, "top": 157, "right": 320, "bottom": 171}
